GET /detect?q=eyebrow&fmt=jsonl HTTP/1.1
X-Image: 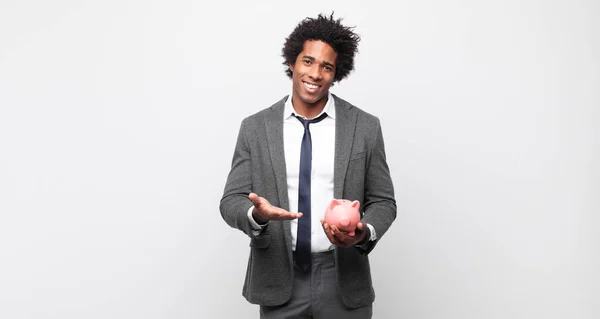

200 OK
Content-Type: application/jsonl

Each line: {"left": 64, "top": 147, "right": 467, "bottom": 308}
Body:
{"left": 302, "top": 55, "right": 335, "bottom": 69}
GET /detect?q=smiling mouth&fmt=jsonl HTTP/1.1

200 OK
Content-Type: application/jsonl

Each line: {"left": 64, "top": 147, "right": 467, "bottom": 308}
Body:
{"left": 303, "top": 81, "right": 320, "bottom": 90}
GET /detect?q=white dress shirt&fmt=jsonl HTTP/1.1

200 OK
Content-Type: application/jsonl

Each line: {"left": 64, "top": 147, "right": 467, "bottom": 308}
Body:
{"left": 247, "top": 92, "right": 376, "bottom": 252}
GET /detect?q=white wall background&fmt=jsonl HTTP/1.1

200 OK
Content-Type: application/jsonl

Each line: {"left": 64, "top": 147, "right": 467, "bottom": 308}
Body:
{"left": 1, "top": 0, "right": 598, "bottom": 318}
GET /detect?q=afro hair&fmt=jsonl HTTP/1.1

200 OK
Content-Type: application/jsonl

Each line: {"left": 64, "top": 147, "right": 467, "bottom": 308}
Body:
{"left": 282, "top": 13, "right": 361, "bottom": 83}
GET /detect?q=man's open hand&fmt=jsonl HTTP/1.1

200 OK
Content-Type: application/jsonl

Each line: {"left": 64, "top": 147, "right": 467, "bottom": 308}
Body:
{"left": 249, "top": 193, "right": 303, "bottom": 224}
{"left": 321, "top": 220, "right": 369, "bottom": 247}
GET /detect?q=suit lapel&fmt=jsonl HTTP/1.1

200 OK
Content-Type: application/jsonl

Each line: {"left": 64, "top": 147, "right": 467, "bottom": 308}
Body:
{"left": 264, "top": 96, "right": 293, "bottom": 248}
{"left": 333, "top": 94, "right": 357, "bottom": 199}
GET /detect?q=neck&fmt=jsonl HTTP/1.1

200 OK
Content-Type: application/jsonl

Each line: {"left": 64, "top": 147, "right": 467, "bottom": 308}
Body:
{"left": 291, "top": 94, "right": 329, "bottom": 120}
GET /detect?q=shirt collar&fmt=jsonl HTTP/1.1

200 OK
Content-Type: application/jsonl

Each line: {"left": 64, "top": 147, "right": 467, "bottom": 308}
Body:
{"left": 284, "top": 91, "right": 336, "bottom": 120}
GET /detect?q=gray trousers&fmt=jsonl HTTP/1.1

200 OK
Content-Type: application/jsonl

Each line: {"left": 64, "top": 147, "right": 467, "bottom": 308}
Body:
{"left": 259, "top": 251, "right": 373, "bottom": 319}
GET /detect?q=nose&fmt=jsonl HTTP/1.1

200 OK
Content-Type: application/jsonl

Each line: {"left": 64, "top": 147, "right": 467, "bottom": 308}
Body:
{"left": 308, "top": 64, "right": 322, "bottom": 81}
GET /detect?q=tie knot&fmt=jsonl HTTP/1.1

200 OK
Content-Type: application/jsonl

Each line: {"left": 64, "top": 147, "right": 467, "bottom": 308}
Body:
{"left": 295, "top": 112, "right": 328, "bottom": 129}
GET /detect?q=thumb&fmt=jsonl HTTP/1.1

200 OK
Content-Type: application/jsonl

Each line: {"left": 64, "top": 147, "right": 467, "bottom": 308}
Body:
{"left": 248, "top": 193, "right": 267, "bottom": 208}
{"left": 356, "top": 222, "right": 366, "bottom": 230}
{"left": 248, "top": 193, "right": 260, "bottom": 205}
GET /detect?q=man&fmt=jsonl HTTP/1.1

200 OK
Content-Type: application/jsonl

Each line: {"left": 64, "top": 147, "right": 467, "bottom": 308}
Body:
{"left": 220, "top": 13, "right": 396, "bottom": 318}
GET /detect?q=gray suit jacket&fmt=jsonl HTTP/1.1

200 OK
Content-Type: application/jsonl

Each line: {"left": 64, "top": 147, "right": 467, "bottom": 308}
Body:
{"left": 220, "top": 94, "right": 396, "bottom": 308}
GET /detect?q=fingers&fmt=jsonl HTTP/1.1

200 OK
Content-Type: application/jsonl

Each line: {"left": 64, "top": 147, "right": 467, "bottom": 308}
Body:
{"left": 272, "top": 208, "right": 302, "bottom": 220}
{"left": 325, "top": 224, "right": 365, "bottom": 247}
{"left": 331, "top": 225, "right": 352, "bottom": 239}
{"left": 262, "top": 204, "right": 301, "bottom": 220}
{"left": 321, "top": 220, "right": 344, "bottom": 246}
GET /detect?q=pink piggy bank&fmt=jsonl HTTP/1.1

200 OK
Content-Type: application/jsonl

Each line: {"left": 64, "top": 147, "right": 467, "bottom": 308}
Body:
{"left": 324, "top": 199, "right": 361, "bottom": 236}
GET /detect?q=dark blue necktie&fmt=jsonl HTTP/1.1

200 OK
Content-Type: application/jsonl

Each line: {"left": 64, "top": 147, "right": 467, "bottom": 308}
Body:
{"left": 295, "top": 112, "right": 328, "bottom": 272}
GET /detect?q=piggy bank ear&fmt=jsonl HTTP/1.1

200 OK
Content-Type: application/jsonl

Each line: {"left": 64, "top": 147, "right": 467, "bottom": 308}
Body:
{"left": 351, "top": 200, "right": 360, "bottom": 209}
{"left": 329, "top": 199, "right": 339, "bottom": 210}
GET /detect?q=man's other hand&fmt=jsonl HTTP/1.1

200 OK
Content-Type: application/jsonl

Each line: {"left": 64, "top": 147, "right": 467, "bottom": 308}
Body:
{"left": 320, "top": 220, "right": 369, "bottom": 247}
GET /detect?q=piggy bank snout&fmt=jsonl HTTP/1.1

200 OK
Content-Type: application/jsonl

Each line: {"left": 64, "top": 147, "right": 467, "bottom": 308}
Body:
{"left": 339, "top": 217, "right": 350, "bottom": 227}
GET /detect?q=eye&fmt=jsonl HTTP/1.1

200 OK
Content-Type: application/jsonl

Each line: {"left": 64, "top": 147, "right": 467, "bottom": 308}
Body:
{"left": 324, "top": 65, "right": 333, "bottom": 72}
{"left": 303, "top": 59, "right": 311, "bottom": 65}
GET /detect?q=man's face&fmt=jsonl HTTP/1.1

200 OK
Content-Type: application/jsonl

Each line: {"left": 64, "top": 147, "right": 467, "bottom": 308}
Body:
{"left": 289, "top": 40, "right": 337, "bottom": 107}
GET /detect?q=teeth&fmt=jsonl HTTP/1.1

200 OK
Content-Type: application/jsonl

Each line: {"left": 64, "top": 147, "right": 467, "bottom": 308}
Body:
{"left": 304, "top": 82, "right": 318, "bottom": 89}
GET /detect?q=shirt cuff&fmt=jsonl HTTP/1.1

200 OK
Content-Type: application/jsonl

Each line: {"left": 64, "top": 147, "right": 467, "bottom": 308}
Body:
{"left": 366, "top": 223, "right": 377, "bottom": 241}
{"left": 247, "top": 206, "right": 268, "bottom": 235}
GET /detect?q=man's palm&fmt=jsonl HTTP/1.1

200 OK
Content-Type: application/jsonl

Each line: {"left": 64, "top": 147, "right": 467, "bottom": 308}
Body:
{"left": 249, "top": 193, "right": 303, "bottom": 223}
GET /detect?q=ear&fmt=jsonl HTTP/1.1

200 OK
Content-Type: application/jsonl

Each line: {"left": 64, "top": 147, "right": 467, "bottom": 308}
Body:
{"left": 329, "top": 199, "right": 338, "bottom": 210}
{"left": 288, "top": 63, "right": 294, "bottom": 72}
{"left": 351, "top": 200, "right": 360, "bottom": 209}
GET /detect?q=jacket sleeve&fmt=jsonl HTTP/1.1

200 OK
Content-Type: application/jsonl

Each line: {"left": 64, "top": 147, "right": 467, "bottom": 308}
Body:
{"left": 219, "top": 118, "right": 261, "bottom": 237}
{"left": 357, "top": 118, "right": 397, "bottom": 255}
